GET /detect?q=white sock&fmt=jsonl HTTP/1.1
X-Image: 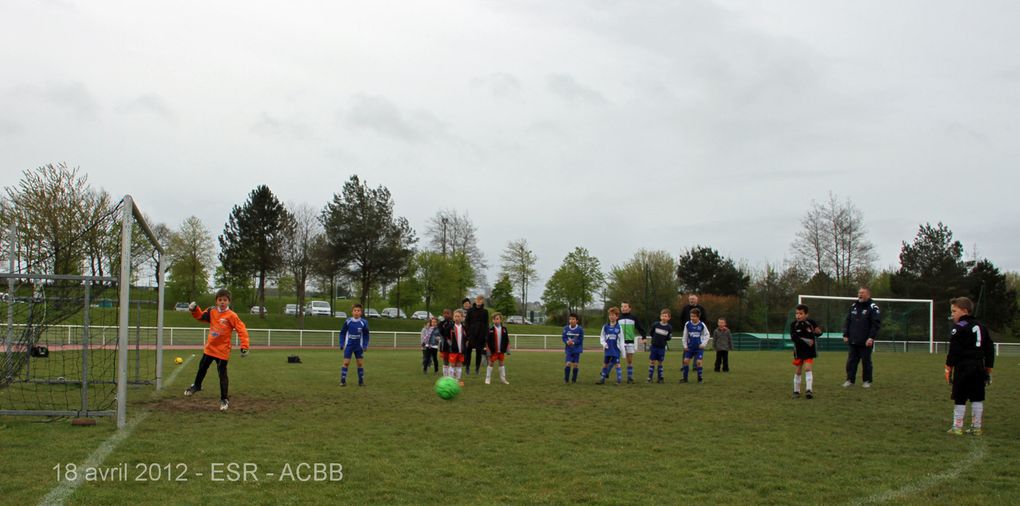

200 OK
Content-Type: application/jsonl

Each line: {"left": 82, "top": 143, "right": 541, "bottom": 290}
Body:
{"left": 972, "top": 402, "right": 984, "bottom": 428}
{"left": 486, "top": 366, "right": 492, "bottom": 381}
{"left": 805, "top": 371, "right": 813, "bottom": 391}
{"left": 500, "top": 365, "right": 506, "bottom": 379}
{"left": 793, "top": 374, "right": 801, "bottom": 393}
{"left": 456, "top": 367, "right": 462, "bottom": 379}
{"left": 443, "top": 365, "right": 449, "bottom": 376}
{"left": 954, "top": 405, "right": 966, "bottom": 428}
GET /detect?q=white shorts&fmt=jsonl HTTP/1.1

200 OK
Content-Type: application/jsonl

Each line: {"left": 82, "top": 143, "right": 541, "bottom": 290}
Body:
{"left": 623, "top": 343, "right": 636, "bottom": 355}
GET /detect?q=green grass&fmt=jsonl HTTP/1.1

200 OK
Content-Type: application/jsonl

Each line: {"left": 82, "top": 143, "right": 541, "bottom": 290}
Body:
{"left": 3, "top": 350, "right": 1019, "bottom": 505}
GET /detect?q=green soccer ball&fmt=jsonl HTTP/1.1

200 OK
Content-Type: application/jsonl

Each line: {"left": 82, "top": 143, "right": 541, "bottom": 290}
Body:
{"left": 434, "top": 377, "right": 461, "bottom": 400}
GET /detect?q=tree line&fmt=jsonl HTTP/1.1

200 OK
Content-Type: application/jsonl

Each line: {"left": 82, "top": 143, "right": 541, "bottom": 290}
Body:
{"left": 1, "top": 164, "right": 1016, "bottom": 336}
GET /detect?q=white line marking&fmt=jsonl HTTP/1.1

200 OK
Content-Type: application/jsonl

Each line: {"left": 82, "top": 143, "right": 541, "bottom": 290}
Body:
{"left": 850, "top": 440, "right": 986, "bottom": 505}
{"left": 39, "top": 355, "right": 194, "bottom": 506}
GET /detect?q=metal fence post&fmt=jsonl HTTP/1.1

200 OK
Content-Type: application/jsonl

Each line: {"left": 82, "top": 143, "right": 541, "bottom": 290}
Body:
{"left": 299, "top": 329, "right": 303, "bottom": 347}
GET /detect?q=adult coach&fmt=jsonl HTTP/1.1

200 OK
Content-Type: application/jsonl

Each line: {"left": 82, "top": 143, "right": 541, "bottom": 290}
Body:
{"left": 843, "top": 287, "right": 881, "bottom": 388}
{"left": 680, "top": 294, "right": 707, "bottom": 324}
{"left": 465, "top": 295, "right": 489, "bottom": 375}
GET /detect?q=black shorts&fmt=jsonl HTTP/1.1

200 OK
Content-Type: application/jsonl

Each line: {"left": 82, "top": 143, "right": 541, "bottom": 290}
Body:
{"left": 951, "top": 360, "right": 987, "bottom": 403}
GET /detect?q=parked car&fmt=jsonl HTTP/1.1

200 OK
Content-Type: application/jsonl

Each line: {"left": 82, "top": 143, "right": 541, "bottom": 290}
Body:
{"left": 284, "top": 304, "right": 299, "bottom": 316}
{"left": 305, "top": 300, "right": 332, "bottom": 316}
{"left": 334, "top": 311, "right": 348, "bottom": 319}
{"left": 174, "top": 302, "right": 190, "bottom": 312}
{"left": 410, "top": 310, "right": 433, "bottom": 320}
{"left": 365, "top": 308, "right": 382, "bottom": 318}
{"left": 250, "top": 306, "right": 267, "bottom": 315}
{"left": 506, "top": 315, "right": 532, "bottom": 325}
{"left": 381, "top": 307, "right": 407, "bottom": 319}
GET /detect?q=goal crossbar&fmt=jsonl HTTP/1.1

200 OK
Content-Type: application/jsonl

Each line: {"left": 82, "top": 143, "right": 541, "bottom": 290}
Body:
{"left": 797, "top": 295, "right": 935, "bottom": 353}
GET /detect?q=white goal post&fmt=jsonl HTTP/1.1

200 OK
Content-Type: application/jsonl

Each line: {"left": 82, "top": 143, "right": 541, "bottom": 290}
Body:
{"left": 797, "top": 295, "right": 935, "bottom": 353}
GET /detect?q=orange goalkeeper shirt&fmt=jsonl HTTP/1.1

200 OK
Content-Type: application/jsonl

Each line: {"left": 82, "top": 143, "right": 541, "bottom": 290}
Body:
{"left": 191, "top": 305, "right": 250, "bottom": 360}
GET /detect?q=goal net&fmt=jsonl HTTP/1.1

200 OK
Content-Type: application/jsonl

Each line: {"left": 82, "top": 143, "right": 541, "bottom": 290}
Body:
{"left": 795, "top": 295, "right": 935, "bottom": 353}
{"left": 1, "top": 195, "right": 165, "bottom": 427}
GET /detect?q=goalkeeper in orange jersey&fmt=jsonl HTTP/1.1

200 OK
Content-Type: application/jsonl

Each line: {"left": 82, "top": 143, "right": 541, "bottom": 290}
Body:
{"left": 184, "top": 288, "right": 250, "bottom": 412}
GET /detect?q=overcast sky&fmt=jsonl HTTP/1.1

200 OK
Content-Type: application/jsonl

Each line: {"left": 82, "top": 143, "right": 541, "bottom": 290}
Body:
{"left": 2, "top": 0, "right": 1018, "bottom": 294}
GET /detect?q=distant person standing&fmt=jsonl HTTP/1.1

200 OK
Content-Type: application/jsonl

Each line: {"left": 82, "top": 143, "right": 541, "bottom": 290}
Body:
{"left": 465, "top": 295, "right": 489, "bottom": 375}
{"left": 680, "top": 294, "right": 707, "bottom": 325}
{"left": 713, "top": 318, "right": 733, "bottom": 373}
{"left": 843, "top": 287, "right": 881, "bottom": 388}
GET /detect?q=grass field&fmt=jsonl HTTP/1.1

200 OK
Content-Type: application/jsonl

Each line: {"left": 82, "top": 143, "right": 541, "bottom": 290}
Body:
{"left": 3, "top": 349, "right": 1018, "bottom": 505}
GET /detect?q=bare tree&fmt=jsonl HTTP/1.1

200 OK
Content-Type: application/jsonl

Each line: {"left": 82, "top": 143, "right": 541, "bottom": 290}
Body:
{"left": 790, "top": 192, "right": 877, "bottom": 292}
{"left": 425, "top": 209, "right": 487, "bottom": 287}
{"left": 792, "top": 204, "right": 827, "bottom": 277}
{"left": 499, "top": 238, "right": 538, "bottom": 317}
{"left": 281, "top": 203, "right": 320, "bottom": 323}
{"left": 1, "top": 163, "right": 114, "bottom": 277}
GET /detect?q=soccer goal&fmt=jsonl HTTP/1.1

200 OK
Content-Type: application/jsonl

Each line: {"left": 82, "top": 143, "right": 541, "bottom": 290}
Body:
{"left": 797, "top": 295, "right": 935, "bottom": 353}
{"left": 1, "top": 195, "right": 165, "bottom": 428}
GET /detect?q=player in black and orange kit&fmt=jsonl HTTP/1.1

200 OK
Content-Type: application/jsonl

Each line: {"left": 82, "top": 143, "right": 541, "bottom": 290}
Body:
{"left": 184, "top": 288, "right": 250, "bottom": 412}
{"left": 945, "top": 297, "right": 994, "bottom": 436}
{"left": 790, "top": 304, "right": 822, "bottom": 400}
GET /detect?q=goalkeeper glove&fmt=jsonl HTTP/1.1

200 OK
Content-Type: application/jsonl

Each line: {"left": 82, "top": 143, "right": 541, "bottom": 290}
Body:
{"left": 944, "top": 365, "right": 953, "bottom": 384}
{"left": 241, "top": 348, "right": 249, "bottom": 358}
{"left": 188, "top": 301, "right": 197, "bottom": 312}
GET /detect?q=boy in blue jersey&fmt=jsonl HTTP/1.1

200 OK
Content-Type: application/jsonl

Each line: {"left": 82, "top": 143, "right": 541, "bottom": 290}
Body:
{"left": 597, "top": 307, "right": 624, "bottom": 385}
{"left": 645, "top": 309, "right": 673, "bottom": 384}
{"left": 339, "top": 304, "right": 370, "bottom": 387}
{"left": 681, "top": 308, "right": 711, "bottom": 384}
{"left": 563, "top": 313, "right": 584, "bottom": 384}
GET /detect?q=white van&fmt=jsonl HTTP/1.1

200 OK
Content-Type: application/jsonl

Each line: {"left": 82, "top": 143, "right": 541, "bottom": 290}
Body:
{"left": 305, "top": 300, "right": 332, "bottom": 317}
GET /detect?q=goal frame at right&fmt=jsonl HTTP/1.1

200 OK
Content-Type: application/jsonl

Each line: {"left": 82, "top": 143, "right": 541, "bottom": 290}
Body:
{"left": 797, "top": 295, "right": 935, "bottom": 353}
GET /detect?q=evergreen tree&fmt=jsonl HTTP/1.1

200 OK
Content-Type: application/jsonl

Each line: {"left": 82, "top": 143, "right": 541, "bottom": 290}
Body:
{"left": 321, "top": 175, "right": 416, "bottom": 308}
{"left": 676, "top": 245, "right": 750, "bottom": 296}
{"left": 218, "top": 185, "right": 287, "bottom": 309}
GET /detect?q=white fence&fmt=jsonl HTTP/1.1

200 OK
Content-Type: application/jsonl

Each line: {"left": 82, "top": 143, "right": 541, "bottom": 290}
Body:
{"left": 8, "top": 325, "right": 1020, "bottom": 355}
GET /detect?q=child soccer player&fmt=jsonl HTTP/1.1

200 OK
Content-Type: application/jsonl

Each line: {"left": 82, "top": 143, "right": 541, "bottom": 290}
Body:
{"left": 713, "top": 318, "right": 733, "bottom": 372}
{"left": 486, "top": 313, "right": 510, "bottom": 385}
{"left": 420, "top": 317, "right": 440, "bottom": 374}
{"left": 449, "top": 309, "right": 469, "bottom": 386}
{"left": 562, "top": 313, "right": 584, "bottom": 384}
{"left": 597, "top": 307, "right": 624, "bottom": 385}
{"left": 184, "top": 289, "right": 250, "bottom": 412}
{"left": 681, "top": 308, "right": 711, "bottom": 384}
{"left": 646, "top": 309, "right": 673, "bottom": 383}
{"left": 438, "top": 308, "right": 453, "bottom": 377}
{"left": 945, "top": 297, "right": 995, "bottom": 435}
{"left": 618, "top": 302, "right": 647, "bottom": 384}
{"left": 339, "top": 304, "right": 370, "bottom": 387}
{"left": 790, "top": 305, "right": 822, "bottom": 399}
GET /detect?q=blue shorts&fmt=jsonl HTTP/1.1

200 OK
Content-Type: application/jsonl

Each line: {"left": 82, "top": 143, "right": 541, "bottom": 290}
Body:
{"left": 343, "top": 345, "right": 364, "bottom": 359}
{"left": 565, "top": 351, "right": 582, "bottom": 364}
{"left": 683, "top": 349, "right": 704, "bottom": 361}
{"left": 603, "top": 355, "right": 620, "bottom": 366}
{"left": 649, "top": 346, "right": 667, "bottom": 362}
